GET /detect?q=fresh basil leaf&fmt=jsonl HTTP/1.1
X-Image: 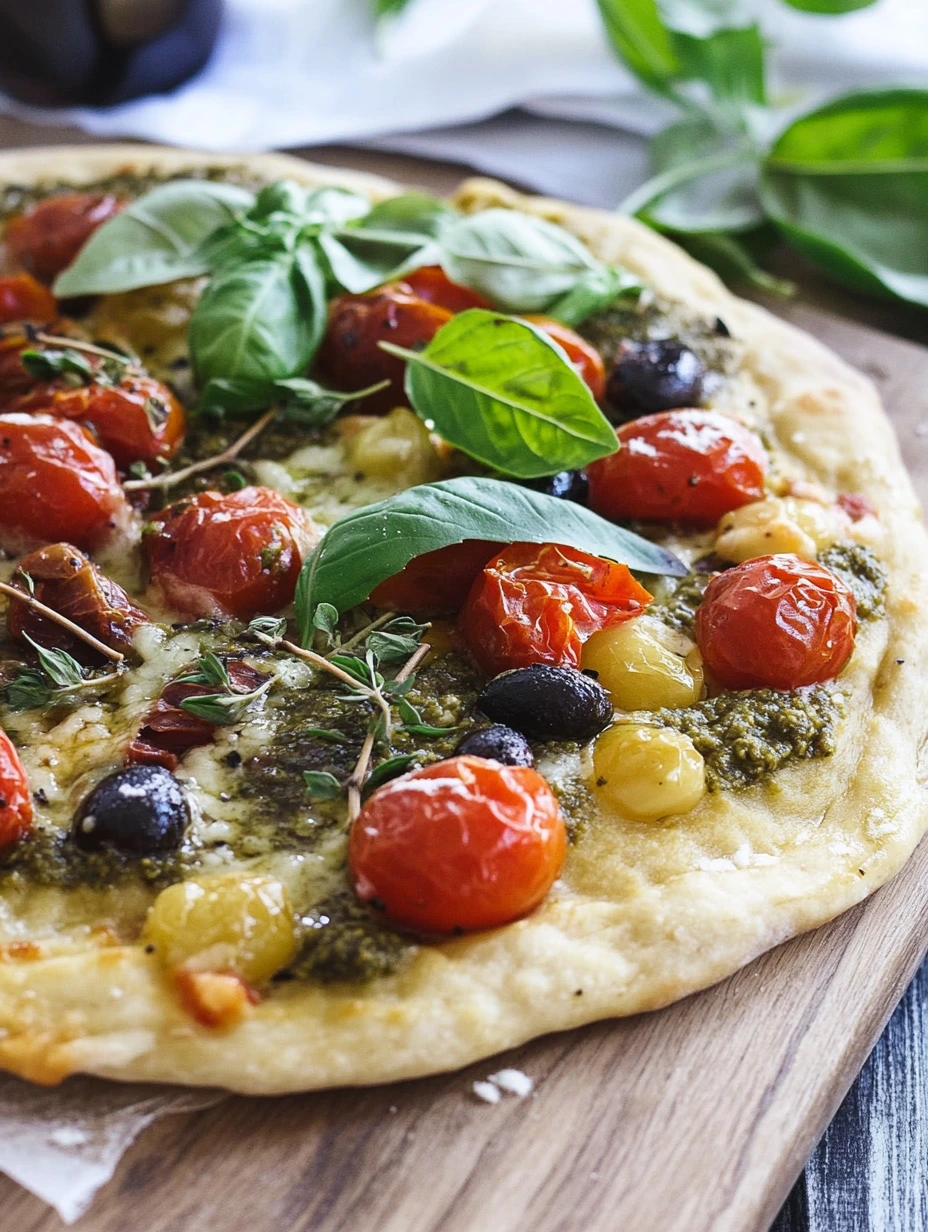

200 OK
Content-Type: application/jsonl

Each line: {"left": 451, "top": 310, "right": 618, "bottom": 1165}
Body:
{"left": 372, "top": 0, "right": 415, "bottom": 17}
{"left": 249, "top": 180, "right": 313, "bottom": 221}
{"left": 53, "top": 180, "right": 254, "bottom": 297}
{"left": 189, "top": 250, "right": 322, "bottom": 386}
{"left": 303, "top": 770, "right": 343, "bottom": 800}
{"left": 6, "top": 668, "right": 51, "bottom": 711}
{"left": 198, "top": 373, "right": 388, "bottom": 423}
{"left": 759, "top": 89, "right": 928, "bottom": 307}
{"left": 547, "top": 265, "right": 642, "bottom": 327}
{"left": 304, "top": 727, "right": 349, "bottom": 744}
{"left": 671, "top": 22, "right": 766, "bottom": 108}
{"left": 302, "top": 187, "right": 371, "bottom": 227}
{"left": 297, "top": 475, "right": 686, "bottom": 631}
{"left": 318, "top": 228, "right": 436, "bottom": 295}
{"left": 669, "top": 230, "right": 795, "bottom": 296}
{"left": 23, "top": 634, "right": 84, "bottom": 688}
{"left": 356, "top": 192, "right": 455, "bottom": 239}
{"left": 363, "top": 754, "right": 416, "bottom": 796}
{"left": 595, "top": 0, "right": 681, "bottom": 96}
{"left": 782, "top": 0, "right": 876, "bottom": 10}
{"left": 381, "top": 310, "right": 617, "bottom": 479}
{"left": 439, "top": 210, "right": 604, "bottom": 313}
{"left": 20, "top": 347, "right": 99, "bottom": 385}
{"left": 365, "top": 630, "right": 422, "bottom": 666}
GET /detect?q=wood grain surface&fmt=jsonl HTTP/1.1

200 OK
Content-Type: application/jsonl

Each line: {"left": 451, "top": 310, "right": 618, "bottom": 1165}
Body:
{"left": 0, "top": 128, "right": 925, "bottom": 1232}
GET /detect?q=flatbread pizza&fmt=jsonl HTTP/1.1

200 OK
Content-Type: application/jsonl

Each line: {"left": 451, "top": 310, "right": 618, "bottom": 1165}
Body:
{"left": 0, "top": 145, "right": 924, "bottom": 1093}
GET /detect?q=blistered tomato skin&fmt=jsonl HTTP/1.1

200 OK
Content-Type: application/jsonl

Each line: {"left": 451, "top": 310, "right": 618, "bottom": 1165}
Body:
{"left": 401, "top": 266, "right": 491, "bottom": 313}
{"left": 522, "top": 315, "right": 607, "bottom": 401}
{"left": 350, "top": 756, "right": 566, "bottom": 933}
{"left": 370, "top": 539, "right": 503, "bottom": 613}
{"left": 0, "top": 274, "right": 57, "bottom": 324}
{"left": 0, "top": 729, "right": 32, "bottom": 851}
{"left": 8, "top": 542, "right": 150, "bottom": 662}
{"left": 5, "top": 192, "right": 123, "bottom": 283}
{"left": 695, "top": 554, "right": 857, "bottom": 690}
{"left": 587, "top": 409, "right": 767, "bottom": 527}
{"left": 0, "top": 414, "right": 129, "bottom": 554}
{"left": 318, "top": 286, "right": 452, "bottom": 414}
{"left": 460, "top": 541, "right": 652, "bottom": 675}
{"left": 144, "top": 486, "right": 315, "bottom": 621}
{"left": 11, "top": 374, "right": 186, "bottom": 469}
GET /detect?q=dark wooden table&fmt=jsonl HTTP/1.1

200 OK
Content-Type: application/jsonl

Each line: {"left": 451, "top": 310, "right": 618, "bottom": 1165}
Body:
{"left": 0, "top": 114, "right": 926, "bottom": 1231}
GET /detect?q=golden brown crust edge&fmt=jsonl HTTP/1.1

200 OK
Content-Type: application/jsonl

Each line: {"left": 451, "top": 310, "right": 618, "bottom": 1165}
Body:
{"left": 0, "top": 151, "right": 924, "bottom": 1093}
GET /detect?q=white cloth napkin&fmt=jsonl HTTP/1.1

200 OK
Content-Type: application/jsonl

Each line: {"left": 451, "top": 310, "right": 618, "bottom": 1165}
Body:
{"left": 0, "top": 0, "right": 926, "bottom": 1221}
{"left": 0, "top": 0, "right": 926, "bottom": 206}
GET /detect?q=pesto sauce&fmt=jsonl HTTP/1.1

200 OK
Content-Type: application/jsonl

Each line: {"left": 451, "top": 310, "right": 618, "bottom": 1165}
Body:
{"left": 650, "top": 573, "right": 711, "bottom": 636}
{"left": 0, "top": 827, "right": 183, "bottom": 890}
{"left": 286, "top": 889, "right": 414, "bottom": 984}
{"left": 655, "top": 686, "right": 842, "bottom": 791}
{"left": 820, "top": 542, "right": 887, "bottom": 622}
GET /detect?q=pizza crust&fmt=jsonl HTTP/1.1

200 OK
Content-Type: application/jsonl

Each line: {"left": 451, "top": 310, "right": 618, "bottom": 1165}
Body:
{"left": 0, "top": 149, "right": 926, "bottom": 1093}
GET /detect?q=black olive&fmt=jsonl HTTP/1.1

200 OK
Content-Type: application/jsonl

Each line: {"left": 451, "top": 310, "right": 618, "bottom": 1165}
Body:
{"left": 453, "top": 725, "right": 535, "bottom": 767}
{"left": 477, "top": 665, "right": 613, "bottom": 742}
{"left": 605, "top": 340, "right": 705, "bottom": 422}
{"left": 522, "top": 470, "right": 588, "bottom": 505}
{"left": 73, "top": 765, "right": 190, "bottom": 855}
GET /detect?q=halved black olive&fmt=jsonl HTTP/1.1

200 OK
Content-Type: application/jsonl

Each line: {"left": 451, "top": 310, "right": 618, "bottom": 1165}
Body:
{"left": 454, "top": 725, "right": 535, "bottom": 767}
{"left": 73, "top": 765, "right": 190, "bottom": 855}
{"left": 605, "top": 340, "right": 705, "bottom": 422}
{"left": 477, "top": 665, "right": 613, "bottom": 742}
{"left": 522, "top": 470, "right": 588, "bottom": 505}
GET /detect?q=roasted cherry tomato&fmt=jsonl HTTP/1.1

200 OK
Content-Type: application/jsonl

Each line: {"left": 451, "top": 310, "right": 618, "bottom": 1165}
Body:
{"left": 522, "top": 315, "right": 607, "bottom": 401}
{"left": 5, "top": 192, "right": 123, "bottom": 283}
{"left": 695, "top": 554, "right": 857, "bottom": 690}
{"left": 128, "top": 660, "right": 270, "bottom": 771}
{"left": 460, "top": 541, "right": 652, "bottom": 676}
{"left": 0, "top": 729, "right": 32, "bottom": 851}
{"left": 317, "top": 286, "right": 452, "bottom": 414}
{"left": 0, "top": 274, "right": 57, "bottom": 325}
{"left": 350, "top": 755, "right": 566, "bottom": 933}
{"left": 370, "top": 539, "right": 503, "bottom": 613}
{"left": 587, "top": 409, "right": 767, "bottom": 527}
{"left": 399, "top": 266, "right": 491, "bottom": 313}
{"left": 0, "top": 413, "right": 128, "bottom": 554}
{"left": 7, "top": 543, "right": 150, "bottom": 663}
{"left": 12, "top": 373, "right": 186, "bottom": 469}
{"left": 144, "top": 486, "right": 314, "bottom": 620}
{"left": 0, "top": 340, "right": 35, "bottom": 400}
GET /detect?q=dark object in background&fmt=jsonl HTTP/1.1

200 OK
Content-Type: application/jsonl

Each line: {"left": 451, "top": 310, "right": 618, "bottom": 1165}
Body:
{"left": 522, "top": 469, "right": 589, "bottom": 506}
{"left": 0, "top": 0, "right": 223, "bottom": 107}
{"left": 605, "top": 339, "right": 706, "bottom": 423}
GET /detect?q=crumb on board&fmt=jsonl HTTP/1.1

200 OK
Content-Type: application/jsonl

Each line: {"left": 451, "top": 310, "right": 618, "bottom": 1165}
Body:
{"left": 472, "top": 1068, "right": 534, "bottom": 1104}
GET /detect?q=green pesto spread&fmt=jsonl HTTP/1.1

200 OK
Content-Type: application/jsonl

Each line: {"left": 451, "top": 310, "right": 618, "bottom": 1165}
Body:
{"left": 0, "top": 827, "right": 183, "bottom": 890}
{"left": 820, "top": 542, "right": 887, "bottom": 622}
{"left": 655, "top": 686, "right": 842, "bottom": 791}
{"left": 286, "top": 890, "right": 414, "bottom": 984}
{"left": 650, "top": 572, "right": 711, "bottom": 636}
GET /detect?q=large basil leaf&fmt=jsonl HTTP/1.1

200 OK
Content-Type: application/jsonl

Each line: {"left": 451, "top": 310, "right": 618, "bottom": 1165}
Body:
{"left": 439, "top": 210, "right": 609, "bottom": 314}
{"left": 782, "top": 0, "right": 876, "bottom": 10}
{"left": 198, "top": 375, "right": 386, "bottom": 425}
{"left": 318, "top": 230, "right": 436, "bottom": 295}
{"left": 53, "top": 180, "right": 254, "bottom": 296}
{"left": 302, "top": 187, "right": 371, "bottom": 227}
{"left": 381, "top": 310, "right": 617, "bottom": 479}
{"left": 356, "top": 192, "right": 456, "bottom": 238}
{"left": 297, "top": 475, "right": 686, "bottom": 636}
{"left": 759, "top": 89, "right": 928, "bottom": 307}
{"left": 188, "top": 248, "right": 325, "bottom": 386}
{"left": 594, "top": 0, "right": 680, "bottom": 97}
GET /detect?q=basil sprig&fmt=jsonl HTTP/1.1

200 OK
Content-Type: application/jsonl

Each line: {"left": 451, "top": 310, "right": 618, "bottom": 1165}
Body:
{"left": 295, "top": 475, "right": 686, "bottom": 640}
{"left": 381, "top": 310, "right": 617, "bottom": 479}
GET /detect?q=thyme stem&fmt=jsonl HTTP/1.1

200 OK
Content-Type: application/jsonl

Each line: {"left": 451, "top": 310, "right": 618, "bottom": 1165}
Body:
{"left": 123, "top": 409, "right": 276, "bottom": 491}
{"left": 0, "top": 581, "right": 125, "bottom": 663}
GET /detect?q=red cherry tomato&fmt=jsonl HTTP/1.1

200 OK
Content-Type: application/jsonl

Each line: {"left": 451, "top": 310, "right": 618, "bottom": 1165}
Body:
{"left": 7, "top": 542, "right": 150, "bottom": 662}
{"left": 317, "top": 286, "right": 452, "bottom": 414}
{"left": 370, "top": 539, "right": 504, "bottom": 613}
{"left": 0, "top": 729, "right": 32, "bottom": 851}
{"left": 12, "top": 373, "right": 186, "bottom": 469}
{"left": 144, "top": 486, "right": 314, "bottom": 620}
{"left": 399, "top": 266, "right": 491, "bottom": 313}
{"left": 695, "top": 554, "right": 857, "bottom": 691}
{"left": 587, "top": 409, "right": 767, "bottom": 527}
{"left": 0, "top": 274, "right": 57, "bottom": 324}
{"left": 350, "top": 755, "right": 566, "bottom": 933}
{"left": 5, "top": 192, "right": 124, "bottom": 283}
{"left": 0, "top": 413, "right": 128, "bottom": 554}
{"left": 522, "top": 315, "right": 607, "bottom": 401}
{"left": 460, "top": 541, "right": 652, "bottom": 675}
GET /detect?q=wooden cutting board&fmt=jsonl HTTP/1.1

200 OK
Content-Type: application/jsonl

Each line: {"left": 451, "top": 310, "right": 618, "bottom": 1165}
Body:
{"left": 0, "top": 296, "right": 922, "bottom": 1232}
